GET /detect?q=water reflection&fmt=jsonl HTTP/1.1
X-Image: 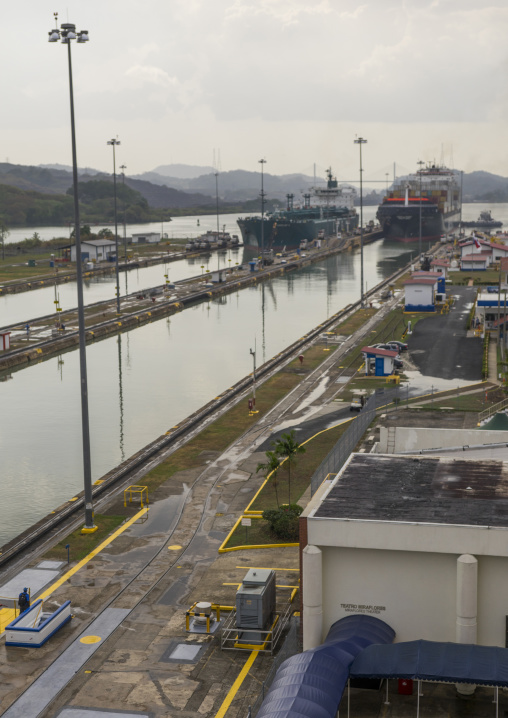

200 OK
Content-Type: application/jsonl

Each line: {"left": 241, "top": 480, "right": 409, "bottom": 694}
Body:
{"left": 0, "top": 239, "right": 411, "bottom": 546}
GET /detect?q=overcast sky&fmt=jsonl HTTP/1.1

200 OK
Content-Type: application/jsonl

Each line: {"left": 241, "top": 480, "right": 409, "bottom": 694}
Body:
{"left": 2, "top": 0, "right": 508, "bottom": 184}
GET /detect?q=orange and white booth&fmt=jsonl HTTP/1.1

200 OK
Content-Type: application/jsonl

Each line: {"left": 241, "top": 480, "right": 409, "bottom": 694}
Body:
{"left": 0, "top": 332, "right": 11, "bottom": 351}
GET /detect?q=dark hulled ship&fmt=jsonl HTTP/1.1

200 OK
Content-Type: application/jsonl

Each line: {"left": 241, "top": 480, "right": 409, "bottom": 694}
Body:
{"left": 237, "top": 169, "right": 358, "bottom": 250}
{"left": 376, "top": 164, "right": 461, "bottom": 242}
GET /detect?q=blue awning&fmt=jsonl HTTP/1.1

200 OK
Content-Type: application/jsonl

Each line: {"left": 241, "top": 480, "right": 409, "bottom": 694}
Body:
{"left": 256, "top": 615, "right": 395, "bottom": 718}
{"left": 350, "top": 639, "right": 508, "bottom": 687}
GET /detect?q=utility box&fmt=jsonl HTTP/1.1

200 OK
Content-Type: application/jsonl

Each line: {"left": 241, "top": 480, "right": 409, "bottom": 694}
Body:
{"left": 236, "top": 569, "right": 276, "bottom": 644}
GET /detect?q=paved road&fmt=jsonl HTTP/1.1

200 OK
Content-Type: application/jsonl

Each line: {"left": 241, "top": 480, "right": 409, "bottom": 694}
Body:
{"left": 408, "top": 286, "right": 483, "bottom": 381}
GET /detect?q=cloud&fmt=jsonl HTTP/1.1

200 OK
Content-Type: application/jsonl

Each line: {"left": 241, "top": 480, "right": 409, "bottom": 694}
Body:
{"left": 125, "top": 65, "right": 178, "bottom": 89}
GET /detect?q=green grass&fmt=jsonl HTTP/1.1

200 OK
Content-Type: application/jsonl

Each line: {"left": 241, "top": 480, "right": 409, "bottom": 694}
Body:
{"left": 339, "top": 307, "right": 412, "bottom": 370}
{"left": 335, "top": 307, "right": 377, "bottom": 336}
{"left": 447, "top": 268, "right": 500, "bottom": 286}
{"left": 129, "top": 346, "right": 331, "bottom": 495}
{"left": 225, "top": 519, "right": 276, "bottom": 548}
{"left": 249, "top": 421, "right": 352, "bottom": 512}
{"left": 44, "top": 514, "right": 126, "bottom": 562}
{"left": 426, "top": 387, "right": 506, "bottom": 412}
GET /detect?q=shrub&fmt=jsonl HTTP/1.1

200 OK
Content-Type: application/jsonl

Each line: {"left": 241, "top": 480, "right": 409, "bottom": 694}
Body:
{"left": 263, "top": 504, "right": 303, "bottom": 541}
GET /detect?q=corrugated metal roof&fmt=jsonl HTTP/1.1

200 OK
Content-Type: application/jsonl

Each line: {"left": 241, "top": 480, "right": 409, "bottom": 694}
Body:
{"left": 404, "top": 277, "right": 438, "bottom": 285}
{"left": 461, "top": 255, "right": 488, "bottom": 262}
{"left": 361, "top": 346, "right": 398, "bottom": 357}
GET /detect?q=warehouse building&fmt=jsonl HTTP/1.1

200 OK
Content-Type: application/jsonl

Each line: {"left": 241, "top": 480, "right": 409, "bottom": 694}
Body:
{"left": 301, "top": 453, "right": 508, "bottom": 653}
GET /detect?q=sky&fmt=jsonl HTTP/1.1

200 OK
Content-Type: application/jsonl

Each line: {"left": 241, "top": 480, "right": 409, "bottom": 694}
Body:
{"left": 2, "top": 0, "right": 508, "bottom": 185}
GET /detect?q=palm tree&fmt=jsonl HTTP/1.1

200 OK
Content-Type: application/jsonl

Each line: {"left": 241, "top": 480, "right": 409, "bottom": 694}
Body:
{"left": 256, "top": 450, "right": 281, "bottom": 508}
{"left": 274, "top": 430, "right": 306, "bottom": 506}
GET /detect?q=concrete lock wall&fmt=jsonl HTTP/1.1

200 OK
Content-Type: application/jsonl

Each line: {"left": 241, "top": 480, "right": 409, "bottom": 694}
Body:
{"left": 320, "top": 546, "right": 457, "bottom": 643}
{"left": 378, "top": 427, "right": 508, "bottom": 454}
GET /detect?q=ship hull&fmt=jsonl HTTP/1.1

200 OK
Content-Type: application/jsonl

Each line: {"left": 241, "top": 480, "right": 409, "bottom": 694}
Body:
{"left": 237, "top": 212, "right": 358, "bottom": 249}
{"left": 377, "top": 204, "right": 461, "bottom": 243}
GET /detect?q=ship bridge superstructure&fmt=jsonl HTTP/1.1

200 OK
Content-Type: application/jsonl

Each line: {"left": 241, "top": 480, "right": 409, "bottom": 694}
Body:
{"left": 310, "top": 167, "right": 356, "bottom": 210}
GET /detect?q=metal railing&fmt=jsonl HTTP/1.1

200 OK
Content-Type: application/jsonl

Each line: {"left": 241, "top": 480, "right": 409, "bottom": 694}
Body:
{"left": 478, "top": 396, "right": 508, "bottom": 423}
{"left": 310, "top": 388, "right": 399, "bottom": 495}
{"left": 221, "top": 589, "right": 298, "bottom": 654}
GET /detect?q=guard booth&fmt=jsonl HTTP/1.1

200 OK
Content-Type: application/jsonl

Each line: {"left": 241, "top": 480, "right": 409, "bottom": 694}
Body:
{"left": 361, "top": 346, "right": 397, "bottom": 377}
{"left": 0, "top": 332, "right": 11, "bottom": 351}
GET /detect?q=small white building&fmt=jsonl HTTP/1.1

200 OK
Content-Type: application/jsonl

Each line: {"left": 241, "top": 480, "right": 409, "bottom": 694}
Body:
{"left": 403, "top": 276, "right": 437, "bottom": 311}
{"left": 70, "top": 239, "right": 116, "bottom": 263}
{"left": 475, "top": 288, "right": 508, "bottom": 330}
{"left": 460, "top": 238, "right": 508, "bottom": 264}
{"left": 461, "top": 253, "right": 490, "bottom": 271}
{"left": 301, "top": 453, "right": 508, "bottom": 650}
{"left": 430, "top": 259, "right": 449, "bottom": 277}
{"left": 131, "top": 232, "right": 161, "bottom": 244}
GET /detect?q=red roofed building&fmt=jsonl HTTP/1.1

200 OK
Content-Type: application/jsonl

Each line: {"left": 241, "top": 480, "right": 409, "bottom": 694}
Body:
{"left": 461, "top": 254, "right": 489, "bottom": 271}
{"left": 361, "top": 346, "right": 398, "bottom": 377}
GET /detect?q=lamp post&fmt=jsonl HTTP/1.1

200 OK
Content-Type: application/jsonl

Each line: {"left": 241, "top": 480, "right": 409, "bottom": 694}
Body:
{"left": 259, "top": 159, "right": 266, "bottom": 266}
{"left": 215, "top": 171, "right": 220, "bottom": 270}
{"left": 354, "top": 137, "right": 367, "bottom": 307}
{"left": 249, "top": 344, "right": 257, "bottom": 409}
{"left": 417, "top": 160, "right": 425, "bottom": 260}
{"left": 48, "top": 16, "right": 95, "bottom": 532}
{"left": 107, "top": 138, "right": 121, "bottom": 314}
{"left": 119, "top": 164, "right": 127, "bottom": 262}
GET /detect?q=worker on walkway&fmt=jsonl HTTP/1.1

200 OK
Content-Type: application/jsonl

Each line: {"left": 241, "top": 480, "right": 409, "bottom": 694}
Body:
{"left": 18, "top": 587, "right": 30, "bottom": 614}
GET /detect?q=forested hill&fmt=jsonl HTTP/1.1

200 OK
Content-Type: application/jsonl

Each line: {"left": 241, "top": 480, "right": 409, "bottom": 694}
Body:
{"left": 0, "top": 181, "right": 171, "bottom": 226}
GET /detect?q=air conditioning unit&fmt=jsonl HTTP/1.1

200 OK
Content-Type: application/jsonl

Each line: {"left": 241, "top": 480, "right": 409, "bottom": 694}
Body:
{"left": 236, "top": 569, "right": 276, "bottom": 644}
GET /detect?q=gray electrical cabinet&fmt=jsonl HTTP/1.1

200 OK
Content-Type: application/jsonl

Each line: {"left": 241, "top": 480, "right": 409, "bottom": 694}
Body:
{"left": 236, "top": 569, "right": 276, "bottom": 644}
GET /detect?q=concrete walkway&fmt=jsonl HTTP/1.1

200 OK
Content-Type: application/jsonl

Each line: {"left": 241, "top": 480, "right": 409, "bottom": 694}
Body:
{"left": 488, "top": 334, "right": 501, "bottom": 385}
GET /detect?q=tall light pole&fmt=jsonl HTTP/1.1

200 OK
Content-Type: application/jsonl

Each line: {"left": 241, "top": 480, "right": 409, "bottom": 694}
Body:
{"left": 107, "top": 138, "right": 121, "bottom": 314}
{"left": 354, "top": 137, "right": 367, "bottom": 307}
{"left": 259, "top": 159, "right": 266, "bottom": 265}
{"left": 215, "top": 171, "right": 220, "bottom": 270}
{"left": 119, "top": 164, "right": 127, "bottom": 262}
{"left": 417, "top": 160, "right": 425, "bottom": 259}
{"left": 48, "top": 16, "right": 96, "bottom": 533}
{"left": 249, "top": 344, "right": 257, "bottom": 408}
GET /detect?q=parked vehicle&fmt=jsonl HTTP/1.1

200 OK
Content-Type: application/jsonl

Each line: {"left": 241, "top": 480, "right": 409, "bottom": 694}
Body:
{"left": 350, "top": 392, "right": 367, "bottom": 412}
{"left": 386, "top": 340, "right": 408, "bottom": 352}
{"left": 394, "top": 358, "right": 403, "bottom": 369}
{"left": 373, "top": 343, "right": 401, "bottom": 354}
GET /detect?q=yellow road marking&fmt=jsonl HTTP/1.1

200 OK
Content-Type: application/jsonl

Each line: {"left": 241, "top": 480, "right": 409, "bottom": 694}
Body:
{"left": 168, "top": 544, "right": 182, "bottom": 550}
{"left": 80, "top": 635, "right": 101, "bottom": 644}
{"left": 215, "top": 650, "right": 259, "bottom": 718}
{"left": 36, "top": 507, "right": 149, "bottom": 604}
{"left": 0, "top": 607, "right": 16, "bottom": 633}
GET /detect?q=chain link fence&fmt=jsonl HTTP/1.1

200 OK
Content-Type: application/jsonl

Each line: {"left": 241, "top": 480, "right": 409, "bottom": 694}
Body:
{"left": 310, "top": 386, "right": 401, "bottom": 496}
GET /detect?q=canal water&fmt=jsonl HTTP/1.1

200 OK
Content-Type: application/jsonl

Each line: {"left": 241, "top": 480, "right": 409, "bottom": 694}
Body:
{"left": 0, "top": 206, "right": 380, "bottom": 329}
{"left": 0, "top": 248, "right": 243, "bottom": 328}
{"left": 5, "top": 202, "right": 507, "bottom": 245}
{"left": 3, "top": 202, "right": 502, "bottom": 328}
{"left": 0, "top": 237, "right": 411, "bottom": 546}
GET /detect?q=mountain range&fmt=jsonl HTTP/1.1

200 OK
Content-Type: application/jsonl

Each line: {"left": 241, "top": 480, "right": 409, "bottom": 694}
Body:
{"left": 1, "top": 163, "right": 508, "bottom": 210}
